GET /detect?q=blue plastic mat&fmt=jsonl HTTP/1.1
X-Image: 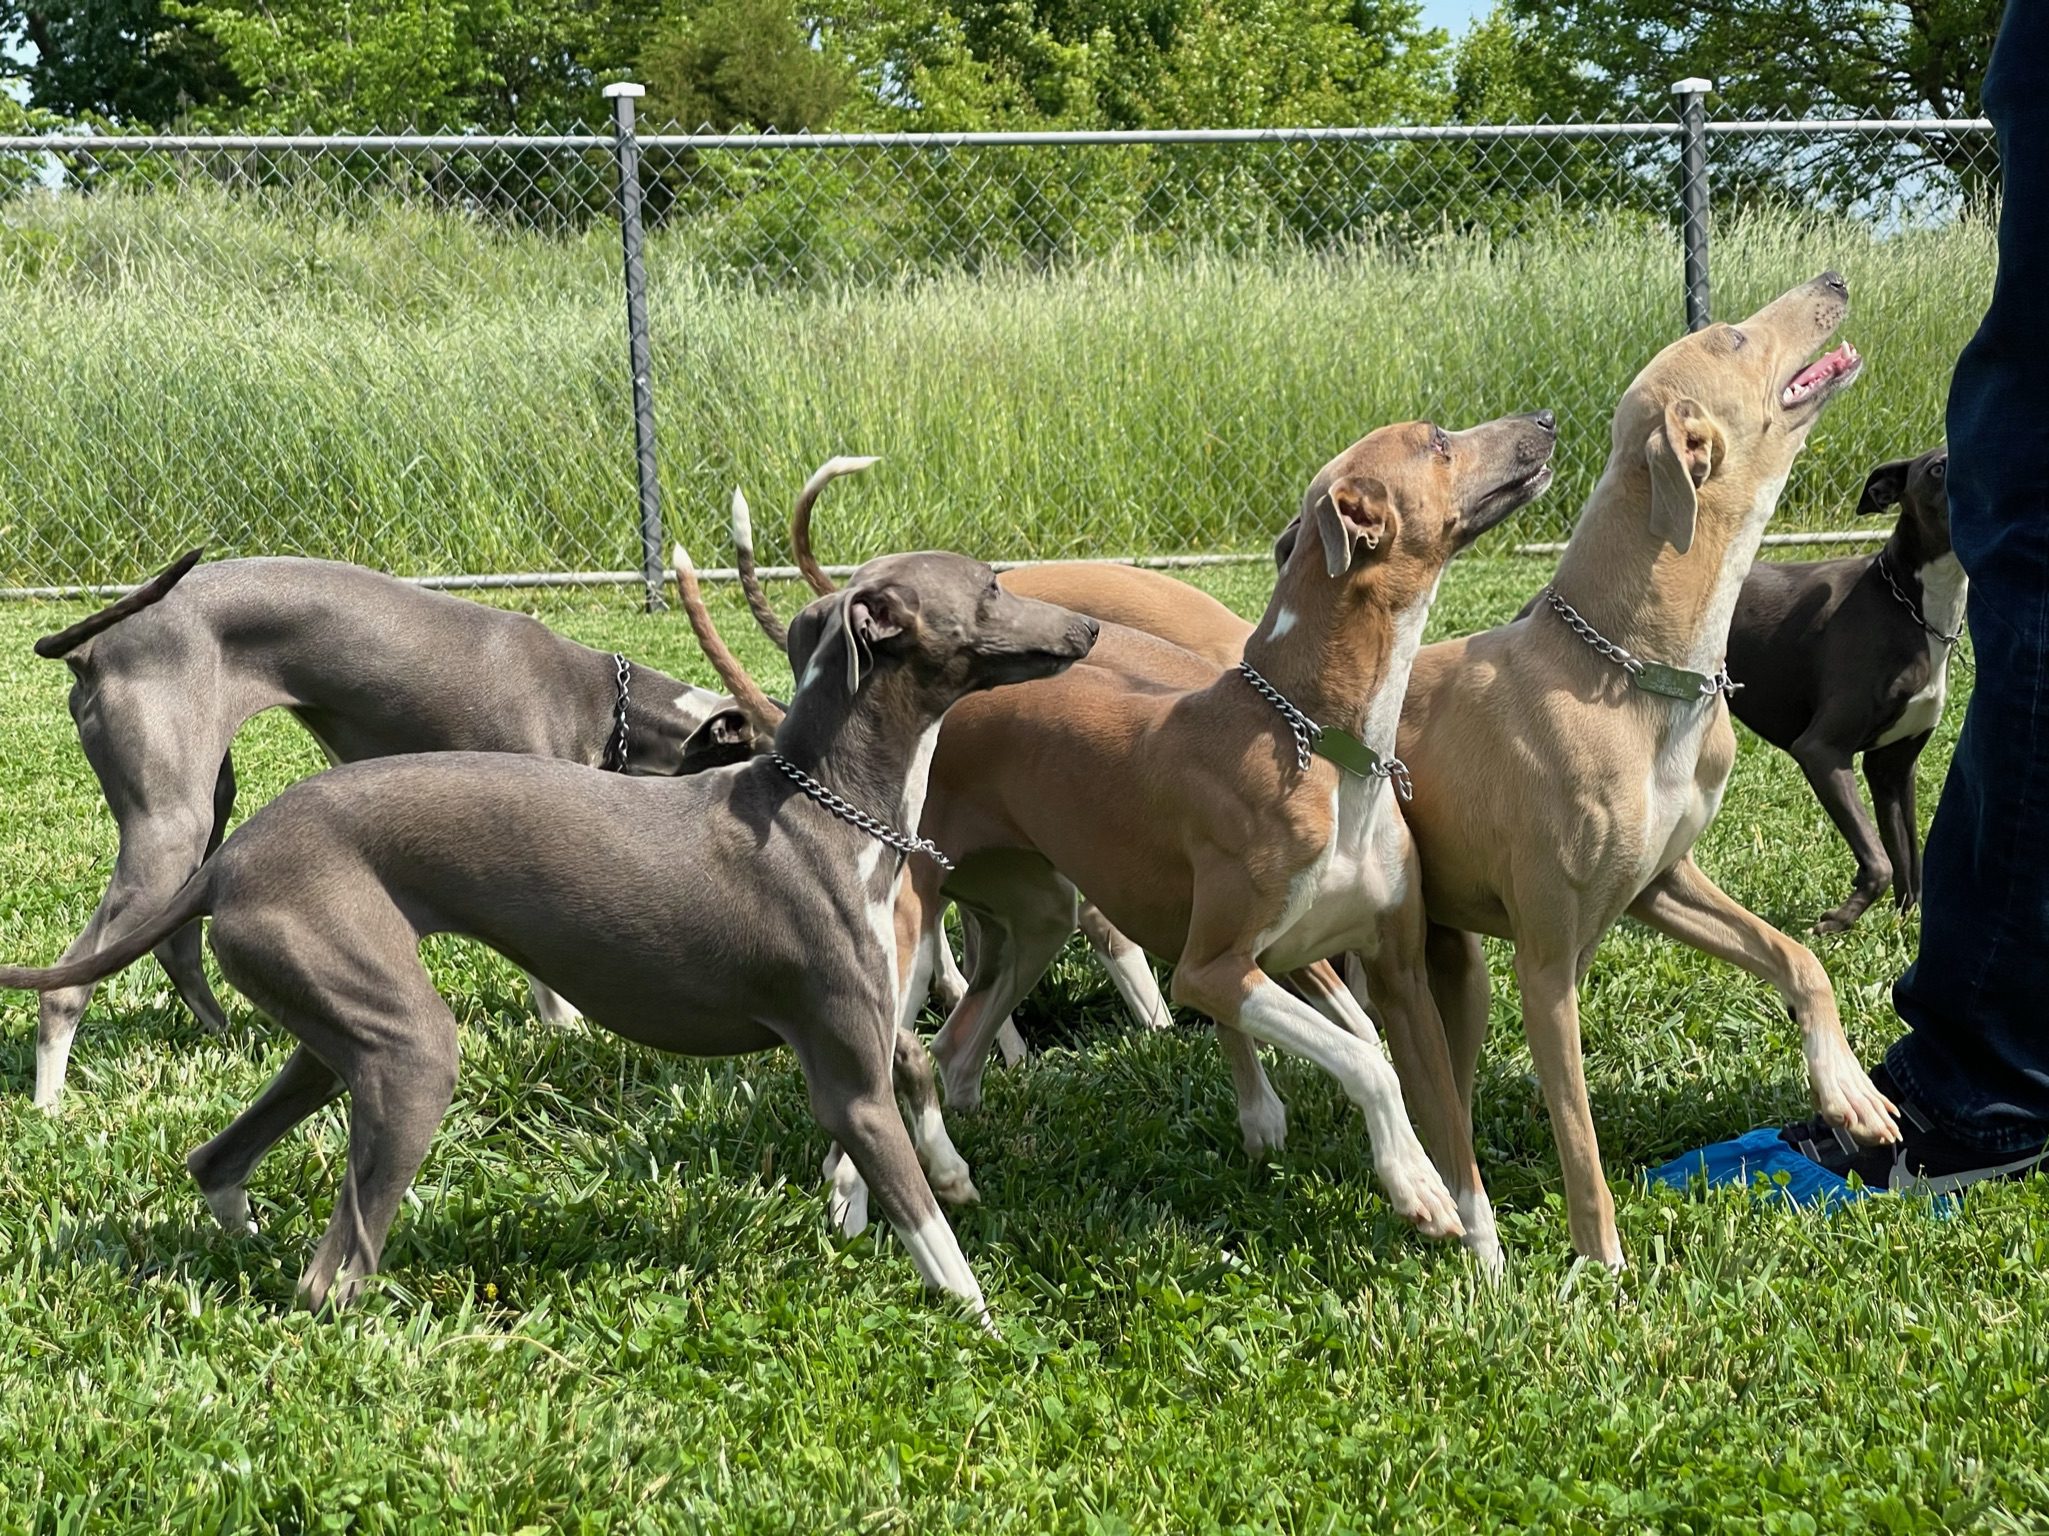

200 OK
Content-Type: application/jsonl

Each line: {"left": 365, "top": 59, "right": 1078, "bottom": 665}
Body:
{"left": 1644, "top": 1126, "right": 1869, "bottom": 1211}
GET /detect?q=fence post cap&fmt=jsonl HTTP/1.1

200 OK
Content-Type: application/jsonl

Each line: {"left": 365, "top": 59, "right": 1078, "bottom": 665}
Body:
{"left": 1669, "top": 77, "right": 1713, "bottom": 96}
{"left": 602, "top": 82, "right": 646, "bottom": 99}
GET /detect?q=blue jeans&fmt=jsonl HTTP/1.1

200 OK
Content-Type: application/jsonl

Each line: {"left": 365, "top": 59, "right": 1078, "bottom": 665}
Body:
{"left": 1886, "top": 0, "right": 2049, "bottom": 1153}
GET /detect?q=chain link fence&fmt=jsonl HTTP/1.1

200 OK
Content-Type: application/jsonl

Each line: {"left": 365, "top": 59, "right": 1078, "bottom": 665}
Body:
{"left": 0, "top": 97, "right": 1999, "bottom": 600}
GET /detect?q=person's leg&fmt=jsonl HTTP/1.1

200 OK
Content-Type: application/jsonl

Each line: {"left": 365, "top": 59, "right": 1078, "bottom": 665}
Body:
{"left": 1878, "top": 0, "right": 2049, "bottom": 1156}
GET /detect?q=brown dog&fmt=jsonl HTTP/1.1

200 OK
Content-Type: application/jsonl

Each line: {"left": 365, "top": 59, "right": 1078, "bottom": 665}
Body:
{"left": 917, "top": 275, "right": 1896, "bottom": 1268}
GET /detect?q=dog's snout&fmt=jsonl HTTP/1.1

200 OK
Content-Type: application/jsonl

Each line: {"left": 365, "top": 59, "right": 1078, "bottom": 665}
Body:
{"left": 1820, "top": 271, "right": 1849, "bottom": 297}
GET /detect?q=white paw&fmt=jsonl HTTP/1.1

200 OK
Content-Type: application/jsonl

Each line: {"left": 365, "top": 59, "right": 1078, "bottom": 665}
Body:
{"left": 926, "top": 1152, "right": 981, "bottom": 1208}
{"left": 1238, "top": 1095, "right": 1288, "bottom": 1157}
{"left": 1809, "top": 1045, "right": 1900, "bottom": 1146}
{"left": 1376, "top": 1147, "right": 1464, "bottom": 1240}
{"left": 202, "top": 1185, "right": 258, "bottom": 1237}
{"left": 994, "top": 1019, "right": 1027, "bottom": 1069}
{"left": 823, "top": 1150, "right": 870, "bottom": 1239}
{"left": 527, "top": 980, "right": 583, "bottom": 1031}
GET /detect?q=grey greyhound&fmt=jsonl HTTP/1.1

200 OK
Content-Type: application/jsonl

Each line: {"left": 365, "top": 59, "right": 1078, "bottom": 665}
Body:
{"left": 25, "top": 552, "right": 743, "bottom": 1109}
{"left": 0, "top": 549, "right": 1098, "bottom": 1322}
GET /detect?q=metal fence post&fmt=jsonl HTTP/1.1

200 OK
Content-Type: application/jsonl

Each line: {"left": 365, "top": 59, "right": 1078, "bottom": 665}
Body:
{"left": 1672, "top": 77, "right": 1713, "bottom": 332}
{"left": 604, "top": 81, "right": 667, "bottom": 612}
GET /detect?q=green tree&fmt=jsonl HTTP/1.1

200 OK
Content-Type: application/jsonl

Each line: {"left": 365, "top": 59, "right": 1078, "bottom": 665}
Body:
{"left": 639, "top": 0, "right": 852, "bottom": 130}
{"left": 1492, "top": 0, "right": 2001, "bottom": 198}
{"left": 5, "top": 0, "right": 241, "bottom": 123}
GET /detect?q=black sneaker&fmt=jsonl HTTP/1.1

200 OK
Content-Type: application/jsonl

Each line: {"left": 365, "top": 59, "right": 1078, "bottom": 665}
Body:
{"left": 1779, "top": 1066, "right": 2049, "bottom": 1195}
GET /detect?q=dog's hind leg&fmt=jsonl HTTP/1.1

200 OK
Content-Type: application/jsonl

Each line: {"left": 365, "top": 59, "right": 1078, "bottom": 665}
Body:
{"left": 151, "top": 752, "right": 240, "bottom": 1037}
{"left": 525, "top": 976, "right": 583, "bottom": 1030}
{"left": 186, "top": 1042, "right": 344, "bottom": 1234}
{"left": 949, "top": 912, "right": 1026, "bottom": 1067}
{"left": 1863, "top": 732, "right": 1930, "bottom": 912}
{"left": 1628, "top": 855, "right": 1900, "bottom": 1146}
{"left": 795, "top": 1010, "right": 992, "bottom": 1330}
{"left": 1078, "top": 899, "right": 1171, "bottom": 1031}
{"left": 930, "top": 862, "right": 1076, "bottom": 1111}
{"left": 892, "top": 1027, "right": 977, "bottom": 1207}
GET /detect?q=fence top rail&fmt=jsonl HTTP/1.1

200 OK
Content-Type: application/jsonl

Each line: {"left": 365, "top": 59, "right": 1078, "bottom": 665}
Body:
{"left": 0, "top": 117, "right": 1995, "bottom": 156}
{"left": 1705, "top": 117, "right": 1992, "bottom": 135}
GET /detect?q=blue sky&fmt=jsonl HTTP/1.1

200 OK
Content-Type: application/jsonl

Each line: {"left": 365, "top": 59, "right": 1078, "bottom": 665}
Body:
{"left": 1417, "top": 0, "right": 1491, "bottom": 37}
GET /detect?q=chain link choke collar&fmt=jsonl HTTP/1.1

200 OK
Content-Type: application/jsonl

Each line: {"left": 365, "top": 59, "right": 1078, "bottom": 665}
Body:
{"left": 600, "top": 654, "right": 633, "bottom": 773}
{"left": 1541, "top": 586, "right": 1741, "bottom": 701}
{"left": 1236, "top": 660, "right": 1413, "bottom": 801}
{"left": 770, "top": 753, "right": 955, "bottom": 870}
{"left": 1873, "top": 555, "right": 1965, "bottom": 646}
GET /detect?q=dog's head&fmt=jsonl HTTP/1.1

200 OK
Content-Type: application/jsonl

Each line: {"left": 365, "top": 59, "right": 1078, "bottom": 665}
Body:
{"left": 675, "top": 702, "right": 777, "bottom": 773}
{"left": 1270, "top": 411, "right": 1558, "bottom": 606}
{"left": 1613, "top": 272, "right": 1860, "bottom": 555}
{"left": 1856, "top": 445, "right": 1951, "bottom": 560}
{"left": 784, "top": 551, "right": 1099, "bottom": 722}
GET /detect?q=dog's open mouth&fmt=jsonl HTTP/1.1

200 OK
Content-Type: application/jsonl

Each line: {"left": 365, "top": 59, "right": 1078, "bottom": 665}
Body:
{"left": 1780, "top": 342, "right": 1862, "bottom": 410}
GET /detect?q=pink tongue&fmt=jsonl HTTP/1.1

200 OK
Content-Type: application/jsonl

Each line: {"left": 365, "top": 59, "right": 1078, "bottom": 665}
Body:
{"left": 1790, "top": 344, "right": 1855, "bottom": 390}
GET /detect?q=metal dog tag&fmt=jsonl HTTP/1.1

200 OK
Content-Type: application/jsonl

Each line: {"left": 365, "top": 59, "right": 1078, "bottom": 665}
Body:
{"left": 1632, "top": 662, "right": 1707, "bottom": 700}
{"left": 1313, "top": 726, "right": 1384, "bottom": 779}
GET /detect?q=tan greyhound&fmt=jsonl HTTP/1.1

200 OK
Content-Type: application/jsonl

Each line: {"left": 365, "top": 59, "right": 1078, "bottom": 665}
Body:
{"left": 748, "top": 414, "right": 1562, "bottom": 1261}
{"left": 891, "top": 273, "right": 1896, "bottom": 1267}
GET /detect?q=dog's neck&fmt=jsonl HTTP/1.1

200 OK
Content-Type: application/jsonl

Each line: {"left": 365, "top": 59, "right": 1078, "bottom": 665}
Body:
{"left": 1882, "top": 517, "right": 1968, "bottom": 638}
{"left": 1238, "top": 561, "right": 1437, "bottom": 753}
{"left": 1549, "top": 450, "right": 1792, "bottom": 676}
{"left": 773, "top": 665, "right": 946, "bottom": 833}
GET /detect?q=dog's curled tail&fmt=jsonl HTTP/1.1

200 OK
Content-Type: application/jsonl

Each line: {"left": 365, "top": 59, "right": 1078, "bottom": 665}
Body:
{"left": 729, "top": 489, "right": 790, "bottom": 649}
{"left": 33, "top": 547, "right": 205, "bottom": 659}
{"left": 0, "top": 866, "right": 215, "bottom": 995}
{"left": 789, "top": 456, "right": 879, "bottom": 598}
{"left": 672, "top": 543, "right": 786, "bottom": 736}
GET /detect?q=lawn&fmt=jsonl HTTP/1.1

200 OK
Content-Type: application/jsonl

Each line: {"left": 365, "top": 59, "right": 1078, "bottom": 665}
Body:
{"left": 0, "top": 546, "right": 2043, "bottom": 1533}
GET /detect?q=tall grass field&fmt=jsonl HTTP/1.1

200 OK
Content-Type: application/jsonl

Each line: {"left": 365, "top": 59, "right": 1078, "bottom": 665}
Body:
{"left": 0, "top": 189, "right": 1994, "bottom": 588}
{"left": 0, "top": 560, "right": 2044, "bottom": 1530}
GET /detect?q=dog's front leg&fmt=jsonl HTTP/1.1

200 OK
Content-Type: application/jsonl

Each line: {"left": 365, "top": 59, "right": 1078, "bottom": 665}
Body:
{"left": 1790, "top": 740, "right": 1894, "bottom": 932}
{"left": 1510, "top": 946, "right": 1623, "bottom": 1267}
{"left": 1627, "top": 856, "right": 1901, "bottom": 1146}
{"left": 1172, "top": 948, "right": 1461, "bottom": 1241}
{"left": 1329, "top": 953, "right": 1504, "bottom": 1277}
{"left": 797, "top": 1019, "right": 994, "bottom": 1332}
{"left": 524, "top": 974, "right": 583, "bottom": 1029}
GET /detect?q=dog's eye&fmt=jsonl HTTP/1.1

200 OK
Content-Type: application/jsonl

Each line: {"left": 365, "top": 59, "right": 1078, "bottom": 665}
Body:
{"left": 1726, "top": 326, "right": 1746, "bottom": 350}
{"left": 1931, "top": 460, "right": 1947, "bottom": 480}
{"left": 1430, "top": 427, "right": 1451, "bottom": 458}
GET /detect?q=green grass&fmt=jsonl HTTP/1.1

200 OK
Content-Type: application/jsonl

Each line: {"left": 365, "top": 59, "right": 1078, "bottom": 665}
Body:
{"left": 2, "top": 550, "right": 2045, "bottom": 1532}
{"left": 0, "top": 189, "right": 1995, "bottom": 587}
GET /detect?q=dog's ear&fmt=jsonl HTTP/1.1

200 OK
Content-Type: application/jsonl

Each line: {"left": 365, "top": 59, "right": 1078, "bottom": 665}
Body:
{"left": 677, "top": 707, "right": 762, "bottom": 774}
{"left": 1272, "top": 516, "right": 1301, "bottom": 569}
{"left": 1645, "top": 397, "right": 1722, "bottom": 554}
{"left": 1856, "top": 458, "right": 1913, "bottom": 517}
{"left": 846, "top": 588, "right": 904, "bottom": 645}
{"left": 1310, "top": 476, "right": 1395, "bottom": 577}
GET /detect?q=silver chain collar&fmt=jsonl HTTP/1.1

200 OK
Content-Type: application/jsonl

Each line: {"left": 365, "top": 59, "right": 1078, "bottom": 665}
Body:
{"left": 770, "top": 753, "right": 955, "bottom": 871}
{"left": 1873, "top": 555, "right": 1965, "bottom": 646}
{"left": 1236, "top": 660, "right": 1413, "bottom": 801}
{"left": 1541, "top": 586, "right": 1741, "bottom": 700}
{"left": 600, "top": 654, "right": 633, "bottom": 772}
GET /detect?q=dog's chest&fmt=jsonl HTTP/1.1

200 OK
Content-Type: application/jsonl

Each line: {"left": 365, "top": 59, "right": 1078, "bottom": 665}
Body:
{"left": 855, "top": 842, "right": 902, "bottom": 1006}
{"left": 1257, "top": 777, "right": 1408, "bottom": 970}
{"left": 1873, "top": 560, "right": 1965, "bottom": 749}
{"left": 1637, "top": 702, "right": 1726, "bottom": 884}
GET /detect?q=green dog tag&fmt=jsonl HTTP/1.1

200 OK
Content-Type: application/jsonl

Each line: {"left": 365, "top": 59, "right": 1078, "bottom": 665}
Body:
{"left": 1313, "top": 726, "right": 1385, "bottom": 778}
{"left": 1632, "top": 662, "right": 1709, "bottom": 700}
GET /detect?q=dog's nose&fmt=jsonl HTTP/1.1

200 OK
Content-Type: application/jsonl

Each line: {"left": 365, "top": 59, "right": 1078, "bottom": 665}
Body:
{"left": 1532, "top": 410, "right": 1557, "bottom": 435}
{"left": 1819, "top": 271, "right": 1849, "bottom": 297}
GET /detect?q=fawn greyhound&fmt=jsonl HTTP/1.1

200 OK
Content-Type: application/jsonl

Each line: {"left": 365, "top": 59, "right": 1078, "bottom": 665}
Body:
{"left": 0, "top": 550, "right": 1098, "bottom": 1323}
{"left": 938, "top": 273, "right": 1897, "bottom": 1265}
{"left": 737, "top": 415, "right": 1561, "bottom": 1262}
{"left": 23, "top": 554, "right": 745, "bottom": 1109}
